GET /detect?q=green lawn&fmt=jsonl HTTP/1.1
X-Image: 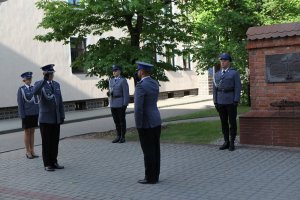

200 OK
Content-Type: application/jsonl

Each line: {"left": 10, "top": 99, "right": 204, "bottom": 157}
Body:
{"left": 125, "top": 119, "right": 241, "bottom": 144}
{"left": 82, "top": 106, "right": 247, "bottom": 144}
{"left": 163, "top": 106, "right": 250, "bottom": 122}
{"left": 160, "top": 121, "right": 222, "bottom": 144}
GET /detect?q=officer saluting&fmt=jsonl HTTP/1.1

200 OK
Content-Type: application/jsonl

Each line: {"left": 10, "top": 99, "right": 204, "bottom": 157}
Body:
{"left": 32, "top": 64, "right": 65, "bottom": 171}
{"left": 213, "top": 53, "right": 242, "bottom": 151}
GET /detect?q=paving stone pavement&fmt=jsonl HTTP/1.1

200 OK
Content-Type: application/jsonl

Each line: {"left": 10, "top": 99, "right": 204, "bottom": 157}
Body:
{"left": 0, "top": 138, "right": 299, "bottom": 200}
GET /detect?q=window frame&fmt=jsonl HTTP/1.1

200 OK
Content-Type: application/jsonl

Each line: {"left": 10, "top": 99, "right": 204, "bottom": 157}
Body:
{"left": 70, "top": 37, "right": 87, "bottom": 74}
{"left": 165, "top": 46, "right": 175, "bottom": 67}
{"left": 182, "top": 53, "right": 191, "bottom": 70}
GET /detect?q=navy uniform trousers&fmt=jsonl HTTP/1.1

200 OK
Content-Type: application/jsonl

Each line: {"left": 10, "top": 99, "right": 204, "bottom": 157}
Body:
{"left": 111, "top": 106, "right": 126, "bottom": 137}
{"left": 40, "top": 123, "right": 60, "bottom": 167}
{"left": 218, "top": 103, "right": 237, "bottom": 142}
{"left": 138, "top": 125, "right": 161, "bottom": 182}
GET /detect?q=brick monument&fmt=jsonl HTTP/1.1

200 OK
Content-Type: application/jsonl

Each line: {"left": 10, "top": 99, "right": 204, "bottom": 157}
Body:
{"left": 240, "top": 22, "right": 300, "bottom": 147}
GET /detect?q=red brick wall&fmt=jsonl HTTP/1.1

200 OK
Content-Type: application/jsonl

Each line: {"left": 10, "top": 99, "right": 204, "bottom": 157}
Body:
{"left": 240, "top": 112, "right": 300, "bottom": 147}
{"left": 247, "top": 36, "right": 300, "bottom": 112}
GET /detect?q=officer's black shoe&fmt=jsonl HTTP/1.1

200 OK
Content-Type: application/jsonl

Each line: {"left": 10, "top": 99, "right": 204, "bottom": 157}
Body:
{"left": 119, "top": 137, "right": 125, "bottom": 143}
{"left": 138, "top": 179, "right": 158, "bottom": 184}
{"left": 229, "top": 143, "right": 235, "bottom": 151}
{"left": 112, "top": 137, "right": 120, "bottom": 143}
{"left": 219, "top": 142, "right": 230, "bottom": 150}
{"left": 45, "top": 166, "right": 55, "bottom": 172}
{"left": 53, "top": 163, "right": 64, "bottom": 169}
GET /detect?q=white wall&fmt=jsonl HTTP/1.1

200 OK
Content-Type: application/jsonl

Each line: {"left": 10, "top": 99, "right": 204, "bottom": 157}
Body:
{"left": 0, "top": 0, "right": 208, "bottom": 108}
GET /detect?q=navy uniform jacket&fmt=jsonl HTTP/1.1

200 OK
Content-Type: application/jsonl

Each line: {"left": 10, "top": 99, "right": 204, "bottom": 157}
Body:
{"left": 134, "top": 77, "right": 161, "bottom": 129}
{"left": 213, "top": 68, "right": 242, "bottom": 104}
{"left": 109, "top": 77, "right": 129, "bottom": 108}
{"left": 33, "top": 80, "right": 65, "bottom": 124}
{"left": 17, "top": 85, "right": 39, "bottom": 118}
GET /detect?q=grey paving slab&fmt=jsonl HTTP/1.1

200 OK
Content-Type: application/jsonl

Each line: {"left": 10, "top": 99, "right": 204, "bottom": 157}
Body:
{"left": 1, "top": 94, "right": 299, "bottom": 200}
{"left": 0, "top": 138, "right": 299, "bottom": 200}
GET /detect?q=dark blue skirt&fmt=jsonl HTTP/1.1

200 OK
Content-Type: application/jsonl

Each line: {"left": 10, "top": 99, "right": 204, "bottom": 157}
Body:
{"left": 22, "top": 115, "right": 38, "bottom": 129}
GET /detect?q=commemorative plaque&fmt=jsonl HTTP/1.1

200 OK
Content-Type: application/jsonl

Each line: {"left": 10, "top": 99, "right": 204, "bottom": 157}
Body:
{"left": 266, "top": 53, "right": 300, "bottom": 83}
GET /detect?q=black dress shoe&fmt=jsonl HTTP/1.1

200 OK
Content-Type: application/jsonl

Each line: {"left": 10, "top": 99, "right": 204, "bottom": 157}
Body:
{"left": 45, "top": 166, "right": 55, "bottom": 171}
{"left": 119, "top": 137, "right": 126, "bottom": 143}
{"left": 112, "top": 137, "right": 120, "bottom": 143}
{"left": 219, "top": 142, "right": 230, "bottom": 150}
{"left": 229, "top": 143, "right": 235, "bottom": 151}
{"left": 53, "top": 163, "right": 64, "bottom": 169}
{"left": 138, "top": 179, "right": 158, "bottom": 184}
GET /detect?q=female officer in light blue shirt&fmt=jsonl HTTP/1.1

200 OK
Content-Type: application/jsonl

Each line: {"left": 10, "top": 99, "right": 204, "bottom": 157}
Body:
{"left": 17, "top": 72, "right": 39, "bottom": 159}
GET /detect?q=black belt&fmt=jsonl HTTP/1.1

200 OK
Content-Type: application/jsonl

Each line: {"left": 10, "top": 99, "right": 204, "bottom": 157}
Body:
{"left": 217, "top": 88, "right": 234, "bottom": 93}
{"left": 112, "top": 96, "right": 122, "bottom": 98}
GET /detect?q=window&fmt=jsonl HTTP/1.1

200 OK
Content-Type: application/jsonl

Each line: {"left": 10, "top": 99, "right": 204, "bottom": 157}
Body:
{"left": 70, "top": 37, "right": 86, "bottom": 74}
{"left": 68, "top": 0, "right": 80, "bottom": 5}
{"left": 183, "top": 53, "right": 191, "bottom": 70}
{"left": 166, "top": 46, "right": 175, "bottom": 67}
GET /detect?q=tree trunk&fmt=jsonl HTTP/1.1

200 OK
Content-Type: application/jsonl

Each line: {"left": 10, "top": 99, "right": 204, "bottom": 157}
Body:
{"left": 125, "top": 14, "right": 143, "bottom": 48}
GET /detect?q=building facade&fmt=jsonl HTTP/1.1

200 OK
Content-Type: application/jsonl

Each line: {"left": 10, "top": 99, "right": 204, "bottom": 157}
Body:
{"left": 0, "top": 0, "right": 210, "bottom": 119}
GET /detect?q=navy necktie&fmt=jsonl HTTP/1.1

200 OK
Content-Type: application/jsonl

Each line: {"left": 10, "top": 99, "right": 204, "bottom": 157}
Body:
{"left": 49, "top": 82, "right": 54, "bottom": 92}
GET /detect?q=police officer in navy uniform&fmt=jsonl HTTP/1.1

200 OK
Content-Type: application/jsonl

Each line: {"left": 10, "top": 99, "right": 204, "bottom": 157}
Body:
{"left": 213, "top": 53, "right": 242, "bottom": 151}
{"left": 134, "top": 61, "right": 161, "bottom": 184}
{"left": 108, "top": 65, "right": 129, "bottom": 143}
{"left": 32, "top": 64, "right": 65, "bottom": 171}
{"left": 17, "top": 72, "right": 39, "bottom": 159}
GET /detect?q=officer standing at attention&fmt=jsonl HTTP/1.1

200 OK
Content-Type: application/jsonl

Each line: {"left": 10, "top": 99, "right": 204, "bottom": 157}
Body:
{"left": 33, "top": 64, "right": 65, "bottom": 171}
{"left": 134, "top": 61, "right": 161, "bottom": 184}
{"left": 108, "top": 65, "right": 129, "bottom": 143}
{"left": 213, "top": 53, "right": 242, "bottom": 151}
{"left": 17, "top": 72, "right": 39, "bottom": 159}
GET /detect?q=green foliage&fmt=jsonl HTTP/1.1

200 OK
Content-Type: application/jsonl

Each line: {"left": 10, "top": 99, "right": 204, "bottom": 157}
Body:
{"left": 35, "top": 0, "right": 195, "bottom": 90}
{"left": 259, "top": 0, "right": 300, "bottom": 24}
{"left": 35, "top": 0, "right": 300, "bottom": 93}
{"left": 191, "top": 0, "right": 300, "bottom": 105}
